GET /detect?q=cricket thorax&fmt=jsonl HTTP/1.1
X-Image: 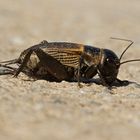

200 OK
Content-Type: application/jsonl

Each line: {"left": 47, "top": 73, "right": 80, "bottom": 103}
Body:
{"left": 83, "top": 46, "right": 102, "bottom": 66}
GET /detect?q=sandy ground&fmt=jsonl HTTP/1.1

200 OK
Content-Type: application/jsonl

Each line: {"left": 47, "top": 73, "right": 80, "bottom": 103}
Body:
{"left": 0, "top": 0, "right": 140, "bottom": 140}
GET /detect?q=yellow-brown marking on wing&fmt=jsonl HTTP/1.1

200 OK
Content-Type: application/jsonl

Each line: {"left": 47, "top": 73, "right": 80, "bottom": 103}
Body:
{"left": 42, "top": 44, "right": 84, "bottom": 67}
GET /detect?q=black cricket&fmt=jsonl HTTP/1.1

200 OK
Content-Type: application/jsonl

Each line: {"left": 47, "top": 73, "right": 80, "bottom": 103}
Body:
{"left": 0, "top": 38, "right": 140, "bottom": 87}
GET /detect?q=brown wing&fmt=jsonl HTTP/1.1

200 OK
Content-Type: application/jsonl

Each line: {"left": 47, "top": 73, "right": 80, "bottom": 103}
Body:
{"left": 41, "top": 42, "right": 84, "bottom": 68}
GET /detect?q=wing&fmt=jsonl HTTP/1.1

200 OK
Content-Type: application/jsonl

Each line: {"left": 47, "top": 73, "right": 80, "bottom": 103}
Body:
{"left": 41, "top": 42, "right": 84, "bottom": 68}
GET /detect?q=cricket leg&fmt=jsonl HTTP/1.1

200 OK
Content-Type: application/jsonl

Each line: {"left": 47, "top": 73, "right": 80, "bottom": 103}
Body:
{"left": 34, "top": 48, "right": 69, "bottom": 81}
{"left": 0, "top": 64, "right": 17, "bottom": 75}
{"left": 84, "top": 65, "right": 97, "bottom": 79}
{"left": 14, "top": 49, "right": 33, "bottom": 77}
{"left": 77, "top": 56, "right": 83, "bottom": 87}
{"left": 0, "top": 59, "right": 18, "bottom": 66}
{"left": 0, "top": 69, "right": 15, "bottom": 75}
{"left": 14, "top": 43, "right": 46, "bottom": 77}
{"left": 97, "top": 69, "right": 110, "bottom": 87}
{"left": 116, "top": 78, "right": 129, "bottom": 86}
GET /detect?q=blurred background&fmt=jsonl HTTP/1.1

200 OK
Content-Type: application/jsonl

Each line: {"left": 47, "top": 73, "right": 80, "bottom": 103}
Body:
{"left": 0, "top": 0, "right": 140, "bottom": 60}
{"left": 0, "top": 0, "right": 140, "bottom": 140}
{"left": 0, "top": 0, "right": 140, "bottom": 46}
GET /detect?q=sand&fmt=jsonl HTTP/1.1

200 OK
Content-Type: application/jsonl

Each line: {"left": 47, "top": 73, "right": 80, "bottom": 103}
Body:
{"left": 0, "top": 0, "right": 140, "bottom": 140}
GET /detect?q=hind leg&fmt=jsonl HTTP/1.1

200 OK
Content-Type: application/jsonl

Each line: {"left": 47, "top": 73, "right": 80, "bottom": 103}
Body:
{"left": 33, "top": 48, "right": 69, "bottom": 81}
{"left": 14, "top": 48, "right": 70, "bottom": 81}
{"left": 14, "top": 49, "right": 33, "bottom": 77}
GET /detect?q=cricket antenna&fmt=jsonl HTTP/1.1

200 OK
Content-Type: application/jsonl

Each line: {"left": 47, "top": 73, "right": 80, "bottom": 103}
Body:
{"left": 110, "top": 37, "right": 134, "bottom": 61}
{"left": 110, "top": 37, "right": 140, "bottom": 65}
{"left": 120, "top": 59, "right": 140, "bottom": 65}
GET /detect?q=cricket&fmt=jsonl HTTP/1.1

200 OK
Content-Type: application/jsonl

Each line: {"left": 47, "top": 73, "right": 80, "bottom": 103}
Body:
{"left": 0, "top": 38, "right": 140, "bottom": 87}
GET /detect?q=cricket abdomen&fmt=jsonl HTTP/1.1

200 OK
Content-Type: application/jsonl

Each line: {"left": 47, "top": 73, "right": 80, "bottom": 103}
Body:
{"left": 18, "top": 41, "right": 102, "bottom": 81}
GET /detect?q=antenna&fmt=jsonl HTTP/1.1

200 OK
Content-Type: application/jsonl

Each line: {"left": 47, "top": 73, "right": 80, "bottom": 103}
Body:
{"left": 110, "top": 37, "right": 134, "bottom": 61}
{"left": 120, "top": 59, "right": 140, "bottom": 65}
{"left": 110, "top": 37, "right": 140, "bottom": 65}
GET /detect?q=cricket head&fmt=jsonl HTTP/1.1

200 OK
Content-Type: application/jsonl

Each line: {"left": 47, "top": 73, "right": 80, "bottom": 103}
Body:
{"left": 98, "top": 38, "right": 140, "bottom": 86}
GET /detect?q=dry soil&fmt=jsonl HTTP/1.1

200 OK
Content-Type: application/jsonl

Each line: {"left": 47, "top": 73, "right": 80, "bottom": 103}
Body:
{"left": 0, "top": 0, "right": 140, "bottom": 140}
